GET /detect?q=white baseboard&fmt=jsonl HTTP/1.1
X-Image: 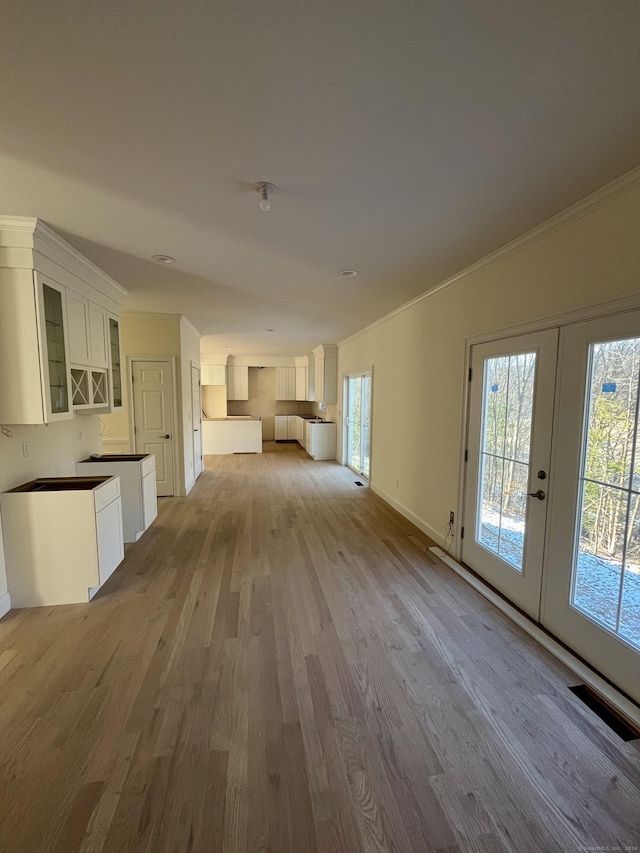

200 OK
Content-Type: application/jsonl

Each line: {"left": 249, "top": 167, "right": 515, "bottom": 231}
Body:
{"left": 370, "top": 482, "right": 444, "bottom": 546}
{"left": 429, "top": 547, "right": 640, "bottom": 730}
{"left": 0, "top": 591, "right": 11, "bottom": 620}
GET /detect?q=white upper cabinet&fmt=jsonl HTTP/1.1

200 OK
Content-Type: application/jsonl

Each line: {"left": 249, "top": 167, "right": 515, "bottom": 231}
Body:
{"left": 227, "top": 364, "right": 249, "bottom": 399}
{"left": 67, "top": 291, "right": 91, "bottom": 366}
{"left": 276, "top": 366, "right": 296, "bottom": 400}
{"left": 89, "top": 303, "right": 108, "bottom": 368}
{"left": 202, "top": 364, "right": 226, "bottom": 385}
{"left": 312, "top": 344, "right": 338, "bottom": 405}
{"left": 0, "top": 217, "right": 127, "bottom": 424}
{"left": 295, "top": 365, "right": 308, "bottom": 401}
{"left": 68, "top": 294, "right": 109, "bottom": 371}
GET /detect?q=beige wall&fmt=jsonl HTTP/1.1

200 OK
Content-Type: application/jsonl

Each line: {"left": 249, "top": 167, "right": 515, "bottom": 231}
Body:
{"left": 227, "top": 368, "right": 314, "bottom": 440}
{"left": 202, "top": 386, "right": 227, "bottom": 418}
{"left": 338, "top": 180, "right": 640, "bottom": 545}
{"left": 100, "top": 312, "right": 195, "bottom": 495}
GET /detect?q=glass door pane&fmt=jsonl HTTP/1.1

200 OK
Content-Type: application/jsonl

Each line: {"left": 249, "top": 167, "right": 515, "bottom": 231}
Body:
{"left": 43, "top": 283, "right": 69, "bottom": 414}
{"left": 347, "top": 376, "right": 362, "bottom": 473}
{"left": 572, "top": 337, "right": 640, "bottom": 650}
{"left": 362, "top": 374, "right": 372, "bottom": 479}
{"left": 478, "top": 352, "right": 536, "bottom": 571}
{"left": 462, "top": 329, "right": 557, "bottom": 620}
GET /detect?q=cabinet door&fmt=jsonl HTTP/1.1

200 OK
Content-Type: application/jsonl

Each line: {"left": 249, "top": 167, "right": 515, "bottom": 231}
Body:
{"left": 275, "top": 417, "right": 288, "bottom": 440}
{"left": 315, "top": 358, "right": 325, "bottom": 403}
{"left": 66, "top": 291, "right": 91, "bottom": 366}
{"left": 202, "top": 364, "right": 226, "bottom": 385}
{"left": 142, "top": 469, "right": 158, "bottom": 528}
{"left": 108, "top": 315, "right": 123, "bottom": 411}
{"left": 89, "top": 303, "right": 108, "bottom": 368}
{"left": 96, "top": 497, "right": 124, "bottom": 586}
{"left": 38, "top": 276, "right": 73, "bottom": 421}
{"left": 295, "top": 366, "right": 307, "bottom": 401}
{"left": 227, "top": 365, "right": 249, "bottom": 399}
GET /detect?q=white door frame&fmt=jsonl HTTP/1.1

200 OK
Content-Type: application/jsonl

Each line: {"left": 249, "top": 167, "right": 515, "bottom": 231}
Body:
{"left": 126, "top": 355, "right": 182, "bottom": 496}
{"left": 191, "top": 362, "right": 203, "bottom": 480}
{"left": 457, "top": 292, "right": 640, "bottom": 562}
{"left": 341, "top": 366, "right": 374, "bottom": 480}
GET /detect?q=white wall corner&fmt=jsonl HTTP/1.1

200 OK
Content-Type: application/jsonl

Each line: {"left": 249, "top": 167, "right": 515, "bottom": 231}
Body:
{"left": 0, "top": 592, "right": 11, "bottom": 621}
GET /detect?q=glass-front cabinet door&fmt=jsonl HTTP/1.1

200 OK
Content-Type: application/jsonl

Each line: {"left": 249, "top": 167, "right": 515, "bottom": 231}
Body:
{"left": 108, "top": 315, "right": 123, "bottom": 411}
{"left": 38, "top": 275, "right": 72, "bottom": 421}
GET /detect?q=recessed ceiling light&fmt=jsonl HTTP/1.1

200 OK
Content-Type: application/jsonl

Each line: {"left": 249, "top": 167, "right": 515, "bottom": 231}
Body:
{"left": 151, "top": 254, "right": 176, "bottom": 265}
{"left": 339, "top": 269, "right": 357, "bottom": 278}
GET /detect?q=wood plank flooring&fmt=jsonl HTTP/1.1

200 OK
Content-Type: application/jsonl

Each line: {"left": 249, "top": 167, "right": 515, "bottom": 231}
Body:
{"left": 0, "top": 441, "right": 638, "bottom": 852}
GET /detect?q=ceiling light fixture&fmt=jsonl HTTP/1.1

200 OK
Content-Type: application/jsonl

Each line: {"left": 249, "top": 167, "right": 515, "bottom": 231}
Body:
{"left": 151, "top": 254, "right": 176, "bottom": 265}
{"left": 254, "top": 182, "right": 275, "bottom": 213}
{"left": 339, "top": 269, "right": 358, "bottom": 278}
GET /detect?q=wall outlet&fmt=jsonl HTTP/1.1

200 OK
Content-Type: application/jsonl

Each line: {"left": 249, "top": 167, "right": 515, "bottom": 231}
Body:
{"left": 76, "top": 430, "right": 83, "bottom": 442}
{"left": 449, "top": 511, "right": 455, "bottom": 525}
{"left": 22, "top": 441, "right": 30, "bottom": 457}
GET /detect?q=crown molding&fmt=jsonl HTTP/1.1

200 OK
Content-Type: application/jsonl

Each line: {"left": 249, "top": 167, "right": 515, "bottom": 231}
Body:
{"left": 0, "top": 216, "right": 128, "bottom": 298}
{"left": 339, "top": 165, "right": 640, "bottom": 349}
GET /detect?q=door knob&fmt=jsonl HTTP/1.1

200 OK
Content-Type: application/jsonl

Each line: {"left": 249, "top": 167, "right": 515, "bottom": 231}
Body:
{"left": 527, "top": 489, "right": 546, "bottom": 500}
{"left": 162, "top": 434, "right": 171, "bottom": 439}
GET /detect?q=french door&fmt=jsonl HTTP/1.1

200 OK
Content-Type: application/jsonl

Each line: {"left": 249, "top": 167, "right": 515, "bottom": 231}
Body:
{"left": 462, "top": 330, "right": 558, "bottom": 620}
{"left": 463, "top": 313, "right": 640, "bottom": 703}
{"left": 346, "top": 372, "right": 372, "bottom": 479}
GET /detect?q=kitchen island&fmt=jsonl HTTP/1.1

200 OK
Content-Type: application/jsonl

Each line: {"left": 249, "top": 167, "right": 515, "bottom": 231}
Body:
{"left": 202, "top": 417, "right": 262, "bottom": 454}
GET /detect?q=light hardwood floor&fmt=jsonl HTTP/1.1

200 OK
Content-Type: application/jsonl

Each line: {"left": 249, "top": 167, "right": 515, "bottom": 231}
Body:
{"left": 0, "top": 442, "right": 638, "bottom": 852}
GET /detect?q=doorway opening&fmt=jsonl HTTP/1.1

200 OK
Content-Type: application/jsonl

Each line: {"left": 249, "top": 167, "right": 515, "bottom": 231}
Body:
{"left": 345, "top": 371, "right": 372, "bottom": 480}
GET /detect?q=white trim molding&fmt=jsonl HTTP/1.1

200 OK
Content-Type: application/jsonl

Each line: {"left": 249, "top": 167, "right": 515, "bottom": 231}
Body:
{"left": 371, "top": 482, "right": 444, "bottom": 547}
{"left": 429, "top": 547, "right": 640, "bottom": 730}
{"left": 339, "top": 165, "right": 640, "bottom": 349}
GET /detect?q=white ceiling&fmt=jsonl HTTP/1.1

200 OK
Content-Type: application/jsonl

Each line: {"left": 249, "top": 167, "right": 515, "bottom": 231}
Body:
{"left": 1, "top": 1, "right": 639, "bottom": 355}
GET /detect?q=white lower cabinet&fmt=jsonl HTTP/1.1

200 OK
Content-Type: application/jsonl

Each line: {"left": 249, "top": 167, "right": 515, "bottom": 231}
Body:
{"left": 76, "top": 454, "right": 157, "bottom": 543}
{"left": 275, "top": 415, "right": 289, "bottom": 441}
{"left": 0, "top": 475, "right": 124, "bottom": 607}
{"left": 307, "top": 422, "right": 337, "bottom": 460}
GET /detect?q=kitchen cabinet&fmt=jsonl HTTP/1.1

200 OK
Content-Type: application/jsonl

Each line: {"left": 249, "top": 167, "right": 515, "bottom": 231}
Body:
{"left": 306, "top": 421, "right": 337, "bottom": 460}
{"left": 70, "top": 367, "right": 109, "bottom": 412}
{"left": 227, "top": 365, "right": 249, "bottom": 399}
{"left": 295, "top": 366, "right": 308, "bottom": 401}
{"left": 202, "top": 364, "right": 226, "bottom": 385}
{"left": 0, "top": 271, "right": 73, "bottom": 423}
{"left": 276, "top": 367, "right": 296, "bottom": 400}
{"left": 108, "top": 315, "right": 123, "bottom": 411}
{"left": 76, "top": 454, "right": 157, "bottom": 542}
{"left": 0, "top": 475, "right": 125, "bottom": 606}
{"left": 275, "top": 415, "right": 289, "bottom": 441}
{"left": 0, "top": 218, "right": 127, "bottom": 423}
{"left": 67, "top": 294, "right": 109, "bottom": 370}
{"left": 312, "top": 344, "right": 338, "bottom": 405}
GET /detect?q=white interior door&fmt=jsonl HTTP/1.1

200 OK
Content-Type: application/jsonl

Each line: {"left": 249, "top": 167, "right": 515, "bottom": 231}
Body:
{"left": 543, "top": 312, "right": 640, "bottom": 703}
{"left": 192, "top": 364, "right": 203, "bottom": 479}
{"left": 462, "top": 330, "right": 558, "bottom": 619}
{"left": 132, "top": 360, "right": 175, "bottom": 496}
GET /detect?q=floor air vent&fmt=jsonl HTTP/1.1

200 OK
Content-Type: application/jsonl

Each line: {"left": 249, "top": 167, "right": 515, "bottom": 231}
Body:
{"left": 568, "top": 685, "right": 639, "bottom": 741}
{"left": 354, "top": 481, "right": 364, "bottom": 487}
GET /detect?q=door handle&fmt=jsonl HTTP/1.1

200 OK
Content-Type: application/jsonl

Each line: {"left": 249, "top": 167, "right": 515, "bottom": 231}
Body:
{"left": 162, "top": 434, "right": 171, "bottom": 439}
{"left": 527, "top": 489, "right": 546, "bottom": 500}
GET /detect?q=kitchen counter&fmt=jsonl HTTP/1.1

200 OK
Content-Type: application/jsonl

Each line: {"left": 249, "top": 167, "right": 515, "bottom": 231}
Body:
{"left": 202, "top": 417, "right": 262, "bottom": 454}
